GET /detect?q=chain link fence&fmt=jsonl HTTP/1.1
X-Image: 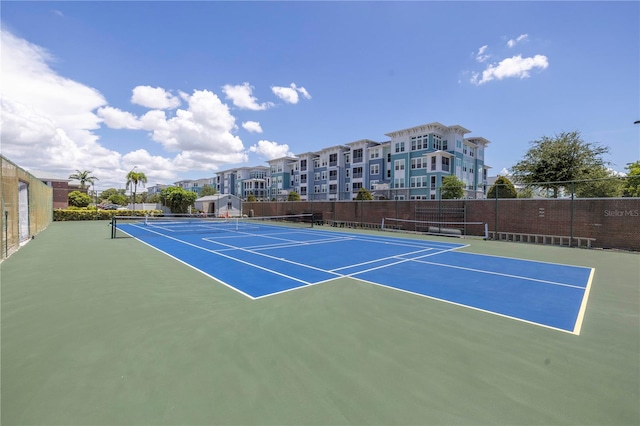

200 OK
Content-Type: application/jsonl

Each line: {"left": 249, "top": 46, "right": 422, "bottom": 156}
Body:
{"left": 243, "top": 177, "right": 639, "bottom": 251}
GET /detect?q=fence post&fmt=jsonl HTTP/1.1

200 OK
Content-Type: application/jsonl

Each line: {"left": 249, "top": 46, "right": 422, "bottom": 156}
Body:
{"left": 494, "top": 184, "right": 499, "bottom": 239}
{"left": 570, "top": 181, "right": 575, "bottom": 247}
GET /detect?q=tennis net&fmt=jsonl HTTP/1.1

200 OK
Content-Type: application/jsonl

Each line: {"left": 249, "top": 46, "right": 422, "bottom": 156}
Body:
{"left": 381, "top": 217, "right": 488, "bottom": 239}
{"left": 111, "top": 213, "right": 314, "bottom": 238}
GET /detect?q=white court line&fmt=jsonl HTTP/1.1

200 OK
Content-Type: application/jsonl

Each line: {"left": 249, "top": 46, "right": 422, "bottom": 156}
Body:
{"left": 408, "top": 259, "right": 586, "bottom": 289}
{"left": 208, "top": 235, "right": 354, "bottom": 252}
{"left": 445, "top": 250, "right": 595, "bottom": 271}
{"left": 348, "top": 276, "right": 579, "bottom": 335}
{"left": 128, "top": 224, "right": 315, "bottom": 286}
{"left": 201, "top": 236, "right": 346, "bottom": 278}
{"left": 330, "top": 247, "right": 437, "bottom": 272}
{"left": 343, "top": 246, "right": 468, "bottom": 276}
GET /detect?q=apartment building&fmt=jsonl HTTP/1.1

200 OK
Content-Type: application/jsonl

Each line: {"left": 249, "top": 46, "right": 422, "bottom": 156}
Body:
{"left": 386, "top": 122, "right": 490, "bottom": 200}
{"left": 174, "top": 177, "right": 216, "bottom": 195}
{"left": 215, "top": 121, "right": 490, "bottom": 201}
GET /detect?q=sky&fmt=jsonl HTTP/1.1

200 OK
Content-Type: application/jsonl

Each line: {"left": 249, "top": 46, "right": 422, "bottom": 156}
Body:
{"left": 1, "top": 1, "right": 638, "bottom": 191}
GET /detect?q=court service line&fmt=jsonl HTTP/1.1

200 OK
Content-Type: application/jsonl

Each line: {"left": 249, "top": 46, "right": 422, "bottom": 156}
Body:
{"left": 129, "top": 224, "right": 316, "bottom": 286}
{"left": 329, "top": 247, "right": 437, "bottom": 272}
{"left": 285, "top": 227, "right": 463, "bottom": 250}
{"left": 207, "top": 235, "right": 354, "bottom": 252}
{"left": 203, "top": 236, "right": 345, "bottom": 278}
{"left": 409, "top": 259, "right": 586, "bottom": 289}
{"left": 342, "top": 246, "right": 468, "bottom": 277}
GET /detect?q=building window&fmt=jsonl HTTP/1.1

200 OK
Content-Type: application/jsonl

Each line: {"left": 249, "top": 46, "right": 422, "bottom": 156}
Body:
{"left": 300, "top": 159, "right": 307, "bottom": 171}
{"left": 353, "top": 182, "right": 363, "bottom": 191}
{"left": 321, "top": 171, "right": 327, "bottom": 180}
{"left": 314, "top": 159, "right": 320, "bottom": 168}
{"left": 329, "top": 170, "right": 338, "bottom": 180}
{"left": 353, "top": 149, "right": 363, "bottom": 163}
{"left": 394, "top": 159, "right": 405, "bottom": 171}
{"left": 411, "top": 158, "right": 424, "bottom": 169}
{"left": 431, "top": 156, "right": 436, "bottom": 171}
{"left": 353, "top": 167, "right": 363, "bottom": 179}
{"left": 370, "top": 148, "right": 380, "bottom": 159}
{"left": 442, "top": 157, "right": 450, "bottom": 172}
{"left": 393, "top": 178, "right": 405, "bottom": 188}
{"left": 329, "top": 153, "right": 338, "bottom": 166}
{"left": 430, "top": 176, "right": 437, "bottom": 190}
{"left": 314, "top": 172, "right": 320, "bottom": 181}
{"left": 370, "top": 164, "right": 379, "bottom": 175}
{"left": 411, "top": 136, "right": 425, "bottom": 151}
{"left": 434, "top": 134, "right": 443, "bottom": 151}
{"left": 395, "top": 142, "right": 405, "bottom": 153}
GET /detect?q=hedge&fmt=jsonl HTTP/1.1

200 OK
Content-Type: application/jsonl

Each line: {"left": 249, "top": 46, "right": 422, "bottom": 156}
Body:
{"left": 54, "top": 209, "right": 163, "bottom": 221}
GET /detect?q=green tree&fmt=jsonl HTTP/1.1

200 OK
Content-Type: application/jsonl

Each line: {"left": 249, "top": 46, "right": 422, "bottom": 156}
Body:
{"left": 69, "top": 170, "right": 98, "bottom": 189}
{"left": 99, "top": 188, "right": 125, "bottom": 202}
{"left": 511, "top": 131, "right": 610, "bottom": 198}
{"left": 108, "top": 193, "right": 128, "bottom": 205}
{"left": 147, "top": 193, "right": 161, "bottom": 204}
{"left": 126, "top": 170, "right": 148, "bottom": 209}
{"left": 247, "top": 193, "right": 257, "bottom": 202}
{"left": 517, "top": 187, "right": 535, "bottom": 199}
{"left": 622, "top": 161, "right": 640, "bottom": 197}
{"left": 68, "top": 190, "right": 92, "bottom": 207}
{"left": 574, "top": 167, "right": 623, "bottom": 198}
{"left": 355, "top": 187, "right": 373, "bottom": 200}
{"left": 160, "top": 186, "right": 198, "bottom": 214}
{"left": 487, "top": 176, "right": 517, "bottom": 198}
{"left": 200, "top": 185, "right": 218, "bottom": 197}
{"left": 440, "top": 176, "right": 465, "bottom": 199}
{"left": 287, "top": 191, "right": 301, "bottom": 201}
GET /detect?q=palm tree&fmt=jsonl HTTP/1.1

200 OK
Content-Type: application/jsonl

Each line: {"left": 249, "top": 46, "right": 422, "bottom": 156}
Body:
{"left": 126, "top": 170, "right": 147, "bottom": 210}
{"left": 69, "top": 170, "right": 98, "bottom": 190}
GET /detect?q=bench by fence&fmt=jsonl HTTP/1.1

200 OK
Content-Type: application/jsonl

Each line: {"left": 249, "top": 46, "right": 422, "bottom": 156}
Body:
{"left": 489, "top": 231, "right": 595, "bottom": 248}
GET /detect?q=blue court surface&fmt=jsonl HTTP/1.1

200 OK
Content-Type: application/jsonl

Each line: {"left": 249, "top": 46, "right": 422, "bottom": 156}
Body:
{"left": 117, "top": 220, "right": 594, "bottom": 334}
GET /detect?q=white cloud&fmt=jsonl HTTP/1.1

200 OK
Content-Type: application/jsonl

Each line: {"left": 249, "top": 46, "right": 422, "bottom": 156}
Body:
{"left": 242, "top": 121, "right": 263, "bottom": 133}
{"left": 222, "top": 82, "right": 274, "bottom": 110}
{"left": 0, "top": 29, "right": 250, "bottom": 190}
{"left": 97, "top": 106, "right": 142, "bottom": 129}
{"left": 0, "top": 29, "right": 122, "bottom": 181}
{"left": 271, "top": 83, "right": 312, "bottom": 104}
{"left": 131, "top": 85, "right": 181, "bottom": 109}
{"left": 475, "top": 45, "right": 490, "bottom": 63}
{"left": 249, "top": 140, "right": 295, "bottom": 160}
{"left": 507, "top": 34, "right": 529, "bottom": 48}
{"left": 139, "top": 89, "right": 247, "bottom": 164}
{"left": 471, "top": 54, "right": 549, "bottom": 85}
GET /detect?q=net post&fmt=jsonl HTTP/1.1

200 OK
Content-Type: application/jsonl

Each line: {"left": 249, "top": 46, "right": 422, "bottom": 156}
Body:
{"left": 110, "top": 216, "right": 115, "bottom": 239}
{"left": 381, "top": 218, "right": 385, "bottom": 230}
{"left": 484, "top": 222, "right": 489, "bottom": 240}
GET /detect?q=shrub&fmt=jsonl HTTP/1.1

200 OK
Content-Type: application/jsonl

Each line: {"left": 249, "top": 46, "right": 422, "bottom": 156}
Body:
{"left": 53, "top": 209, "right": 162, "bottom": 221}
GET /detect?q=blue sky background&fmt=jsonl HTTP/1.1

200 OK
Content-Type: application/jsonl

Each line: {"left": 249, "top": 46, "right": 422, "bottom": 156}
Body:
{"left": 1, "top": 1, "right": 638, "bottom": 191}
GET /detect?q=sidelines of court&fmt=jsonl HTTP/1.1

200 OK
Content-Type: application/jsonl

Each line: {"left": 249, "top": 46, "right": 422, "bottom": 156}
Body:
{"left": 117, "top": 221, "right": 593, "bottom": 334}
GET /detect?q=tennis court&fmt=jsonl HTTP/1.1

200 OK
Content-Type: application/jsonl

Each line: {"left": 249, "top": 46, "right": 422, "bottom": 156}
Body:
{"left": 113, "top": 215, "right": 593, "bottom": 334}
{"left": 2, "top": 220, "right": 638, "bottom": 425}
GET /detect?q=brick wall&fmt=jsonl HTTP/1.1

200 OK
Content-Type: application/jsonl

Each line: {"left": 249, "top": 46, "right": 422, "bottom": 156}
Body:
{"left": 244, "top": 198, "right": 640, "bottom": 251}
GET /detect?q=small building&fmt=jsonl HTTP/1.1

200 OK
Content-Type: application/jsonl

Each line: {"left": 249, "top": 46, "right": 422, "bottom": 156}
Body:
{"left": 33, "top": 171, "right": 87, "bottom": 209}
{"left": 194, "top": 194, "right": 242, "bottom": 217}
